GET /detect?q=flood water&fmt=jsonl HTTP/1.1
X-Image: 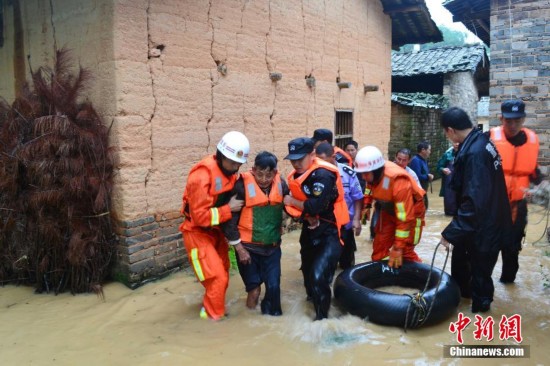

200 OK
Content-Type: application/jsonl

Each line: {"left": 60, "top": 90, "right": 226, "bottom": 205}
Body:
{"left": 1, "top": 181, "right": 549, "bottom": 365}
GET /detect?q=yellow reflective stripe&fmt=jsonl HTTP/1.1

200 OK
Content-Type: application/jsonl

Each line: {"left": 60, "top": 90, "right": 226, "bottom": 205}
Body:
{"left": 382, "top": 255, "right": 390, "bottom": 260}
{"left": 190, "top": 248, "right": 205, "bottom": 281}
{"left": 210, "top": 207, "right": 220, "bottom": 226}
{"left": 396, "top": 202, "right": 406, "bottom": 221}
{"left": 395, "top": 229, "right": 409, "bottom": 238}
{"left": 413, "top": 218, "right": 421, "bottom": 245}
{"left": 364, "top": 188, "right": 371, "bottom": 195}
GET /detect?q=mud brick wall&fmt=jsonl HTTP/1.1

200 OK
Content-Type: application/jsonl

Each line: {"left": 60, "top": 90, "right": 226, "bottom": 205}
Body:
{"left": 106, "top": 0, "right": 393, "bottom": 287}
{"left": 0, "top": 0, "right": 394, "bottom": 288}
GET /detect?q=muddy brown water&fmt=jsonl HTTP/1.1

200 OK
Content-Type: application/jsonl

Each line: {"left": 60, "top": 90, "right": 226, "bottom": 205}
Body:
{"left": 1, "top": 181, "right": 549, "bottom": 365}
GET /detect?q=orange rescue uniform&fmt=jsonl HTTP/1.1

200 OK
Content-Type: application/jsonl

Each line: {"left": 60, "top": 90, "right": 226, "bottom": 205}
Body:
{"left": 363, "top": 161, "right": 425, "bottom": 262}
{"left": 490, "top": 126, "right": 539, "bottom": 206}
{"left": 180, "top": 155, "right": 237, "bottom": 320}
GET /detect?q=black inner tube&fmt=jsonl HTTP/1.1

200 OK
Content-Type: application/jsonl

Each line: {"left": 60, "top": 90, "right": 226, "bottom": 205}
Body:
{"left": 334, "top": 261, "right": 461, "bottom": 328}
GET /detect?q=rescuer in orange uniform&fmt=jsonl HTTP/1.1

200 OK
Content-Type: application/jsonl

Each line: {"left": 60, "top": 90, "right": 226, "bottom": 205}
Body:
{"left": 179, "top": 131, "right": 250, "bottom": 321}
{"left": 355, "top": 146, "right": 426, "bottom": 268}
{"left": 490, "top": 100, "right": 542, "bottom": 283}
{"left": 222, "top": 151, "right": 290, "bottom": 316}
{"left": 283, "top": 137, "right": 349, "bottom": 320}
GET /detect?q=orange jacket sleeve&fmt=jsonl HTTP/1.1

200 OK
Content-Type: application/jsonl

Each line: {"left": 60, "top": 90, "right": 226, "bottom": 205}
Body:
{"left": 392, "top": 177, "right": 416, "bottom": 249}
{"left": 185, "top": 166, "right": 232, "bottom": 228}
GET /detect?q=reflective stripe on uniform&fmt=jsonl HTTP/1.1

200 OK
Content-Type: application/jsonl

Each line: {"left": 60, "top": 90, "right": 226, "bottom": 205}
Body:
{"left": 396, "top": 202, "right": 406, "bottom": 221}
{"left": 190, "top": 248, "right": 205, "bottom": 281}
{"left": 210, "top": 207, "right": 220, "bottom": 226}
{"left": 413, "top": 218, "right": 422, "bottom": 245}
{"left": 395, "top": 229, "right": 409, "bottom": 239}
{"left": 246, "top": 182, "right": 256, "bottom": 198}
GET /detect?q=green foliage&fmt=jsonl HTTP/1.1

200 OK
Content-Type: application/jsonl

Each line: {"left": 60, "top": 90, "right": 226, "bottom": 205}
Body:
{"left": 398, "top": 25, "right": 478, "bottom": 52}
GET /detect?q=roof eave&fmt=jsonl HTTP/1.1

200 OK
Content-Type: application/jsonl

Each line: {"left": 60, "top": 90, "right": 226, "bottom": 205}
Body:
{"left": 382, "top": 0, "right": 444, "bottom": 49}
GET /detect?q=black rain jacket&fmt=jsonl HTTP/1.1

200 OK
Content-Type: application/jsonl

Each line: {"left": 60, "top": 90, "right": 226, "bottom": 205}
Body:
{"left": 442, "top": 129, "right": 512, "bottom": 252}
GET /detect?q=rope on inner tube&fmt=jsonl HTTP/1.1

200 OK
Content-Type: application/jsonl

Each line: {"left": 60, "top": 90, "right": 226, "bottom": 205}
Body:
{"left": 403, "top": 241, "right": 450, "bottom": 331}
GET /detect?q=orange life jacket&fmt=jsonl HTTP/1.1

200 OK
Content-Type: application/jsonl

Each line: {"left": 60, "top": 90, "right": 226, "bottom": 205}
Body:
{"left": 369, "top": 161, "right": 426, "bottom": 219}
{"left": 286, "top": 158, "right": 350, "bottom": 244}
{"left": 238, "top": 172, "right": 284, "bottom": 245}
{"left": 490, "top": 127, "right": 539, "bottom": 202}
{"left": 181, "top": 155, "right": 237, "bottom": 230}
{"left": 334, "top": 146, "right": 353, "bottom": 166}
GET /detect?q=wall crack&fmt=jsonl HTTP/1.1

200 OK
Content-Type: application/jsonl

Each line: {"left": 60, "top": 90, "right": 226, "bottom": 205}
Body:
{"left": 265, "top": 0, "right": 273, "bottom": 72}
{"left": 266, "top": 1, "right": 276, "bottom": 149}
{"left": 206, "top": 0, "right": 218, "bottom": 152}
{"left": 144, "top": 0, "right": 158, "bottom": 213}
{"left": 49, "top": 0, "right": 58, "bottom": 50}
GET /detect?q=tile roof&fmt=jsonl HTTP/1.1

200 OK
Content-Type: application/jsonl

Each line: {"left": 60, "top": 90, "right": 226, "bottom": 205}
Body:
{"left": 392, "top": 44, "right": 487, "bottom": 77}
{"left": 443, "top": 0, "right": 490, "bottom": 46}
{"left": 381, "top": 0, "right": 444, "bottom": 49}
{"left": 391, "top": 92, "right": 449, "bottom": 109}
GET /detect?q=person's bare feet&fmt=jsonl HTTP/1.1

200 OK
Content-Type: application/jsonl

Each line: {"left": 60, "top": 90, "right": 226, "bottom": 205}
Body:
{"left": 246, "top": 287, "right": 260, "bottom": 309}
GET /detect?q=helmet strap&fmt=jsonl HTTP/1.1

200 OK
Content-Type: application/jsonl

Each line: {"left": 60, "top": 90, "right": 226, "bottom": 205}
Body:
{"left": 216, "top": 150, "right": 238, "bottom": 177}
{"left": 371, "top": 166, "right": 385, "bottom": 184}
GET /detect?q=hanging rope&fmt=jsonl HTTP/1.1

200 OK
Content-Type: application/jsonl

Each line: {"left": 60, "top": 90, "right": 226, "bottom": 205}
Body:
{"left": 403, "top": 241, "right": 450, "bottom": 331}
{"left": 507, "top": 0, "right": 514, "bottom": 99}
{"left": 532, "top": 203, "right": 550, "bottom": 247}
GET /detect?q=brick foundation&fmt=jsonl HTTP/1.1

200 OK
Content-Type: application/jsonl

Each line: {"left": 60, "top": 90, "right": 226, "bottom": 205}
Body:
{"left": 113, "top": 211, "right": 185, "bottom": 288}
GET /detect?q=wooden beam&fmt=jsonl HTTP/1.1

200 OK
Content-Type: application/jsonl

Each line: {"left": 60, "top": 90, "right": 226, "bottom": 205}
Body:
{"left": 475, "top": 19, "right": 490, "bottom": 34}
{"left": 384, "top": 4, "right": 422, "bottom": 15}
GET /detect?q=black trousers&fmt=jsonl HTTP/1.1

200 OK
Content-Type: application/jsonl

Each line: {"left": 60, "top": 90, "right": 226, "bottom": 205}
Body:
{"left": 500, "top": 200, "right": 527, "bottom": 283}
{"left": 299, "top": 226, "right": 342, "bottom": 320}
{"left": 339, "top": 227, "right": 357, "bottom": 270}
{"left": 451, "top": 243, "right": 499, "bottom": 306}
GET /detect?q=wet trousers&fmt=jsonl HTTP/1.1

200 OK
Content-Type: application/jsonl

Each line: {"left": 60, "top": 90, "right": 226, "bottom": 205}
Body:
{"left": 237, "top": 247, "right": 282, "bottom": 316}
{"left": 182, "top": 229, "right": 229, "bottom": 320}
{"left": 371, "top": 211, "right": 422, "bottom": 262}
{"left": 451, "top": 242, "right": 499, "bottom": 306}
{"left": 442, "top": 174, "right": 458, "bottom": 216}
{"left": 500, "top": 200, "right": 527, "bottom": 283}
{"left": 339, "top": 227, "right": 357, "bottom": 270}
{"left": 299, "top": 226, "right": 342, "bottom": 320}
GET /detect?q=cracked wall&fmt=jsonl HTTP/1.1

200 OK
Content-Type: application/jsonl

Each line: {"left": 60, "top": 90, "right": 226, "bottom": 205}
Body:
{"left": 1, "top": 0, "right": 393, "bottom": 286}
{"left": 111, "top": 0, "right": 392, "bottom": 224}
{"left": 0, "top": 0, "right": 115, "bottom": 112}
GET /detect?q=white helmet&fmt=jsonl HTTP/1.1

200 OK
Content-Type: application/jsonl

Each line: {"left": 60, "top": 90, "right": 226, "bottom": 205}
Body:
{"left": 217, "top": 131, "right": 250, "bottom": 163}
{"left": 355, "top": 146, "right": 385, "bottom": 173}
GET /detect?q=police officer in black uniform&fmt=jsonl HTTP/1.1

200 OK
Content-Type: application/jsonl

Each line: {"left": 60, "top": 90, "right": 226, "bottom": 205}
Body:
{"left": 439, "top": 107, "right": 512, "bottom": 313}
{"left": 283, "top": 137, "right": 345, "bottom": 320}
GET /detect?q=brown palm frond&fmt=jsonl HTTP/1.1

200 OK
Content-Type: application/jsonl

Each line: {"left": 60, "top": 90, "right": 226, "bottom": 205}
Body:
{"left": 0, "top": 48, "right": 114, "bottom": 294}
